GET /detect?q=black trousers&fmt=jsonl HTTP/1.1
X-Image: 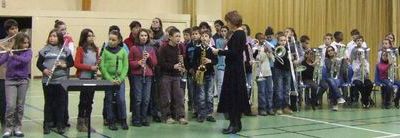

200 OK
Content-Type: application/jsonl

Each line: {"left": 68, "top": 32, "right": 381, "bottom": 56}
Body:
{"left": 43, "top": 84, "right": 67, "bottom": 128}
{"left": 351, "top": 79, "right": 373, "bottom": 106}
{"left": 78, "top": 90, "right": 95, "bottom": 118}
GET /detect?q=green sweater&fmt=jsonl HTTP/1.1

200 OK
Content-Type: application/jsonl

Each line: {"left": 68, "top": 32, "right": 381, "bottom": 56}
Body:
{"left": 100, "top": 47, "right": 129, "bottom": 82}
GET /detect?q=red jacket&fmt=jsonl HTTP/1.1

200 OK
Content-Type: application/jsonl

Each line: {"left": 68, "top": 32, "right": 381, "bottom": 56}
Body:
{"left": 74, "top": 47, "right": 99, "bottom": 77}
{"left": 129, "top": 45, "right": 158, "bottom": 76}
{"left": 124, "top": 33, "right": 136, "bottom": 50}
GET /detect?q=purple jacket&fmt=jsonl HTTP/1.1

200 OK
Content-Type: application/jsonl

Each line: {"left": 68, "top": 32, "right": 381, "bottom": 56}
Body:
{"left": 0, "top": 49, "right": 32, "bottom": 79}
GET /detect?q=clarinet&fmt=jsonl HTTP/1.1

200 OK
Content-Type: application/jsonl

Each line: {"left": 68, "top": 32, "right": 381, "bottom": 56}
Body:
{"left": 142, "top": 45, "right": 147, "bottom": 83}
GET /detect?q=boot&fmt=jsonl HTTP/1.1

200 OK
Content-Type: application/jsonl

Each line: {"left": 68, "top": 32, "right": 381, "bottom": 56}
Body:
{"left": 108, "top": 120, "right": 118, "bottom": 131}
{"left": 43, "top": 122, "right": 50, "bottom": 134}
{"left": 76, "top": 118, "right": 87, "bottom": 132}
{"left": 222, "top": 120, "right": 235, "bottom": 134}
{"left": 84, "top": 118, "right": 95, "bottom": 132}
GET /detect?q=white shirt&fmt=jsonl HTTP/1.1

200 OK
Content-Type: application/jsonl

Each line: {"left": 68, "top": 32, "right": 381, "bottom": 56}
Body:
{"left": 346, "top": 40, "right": 367, "bottom": 59}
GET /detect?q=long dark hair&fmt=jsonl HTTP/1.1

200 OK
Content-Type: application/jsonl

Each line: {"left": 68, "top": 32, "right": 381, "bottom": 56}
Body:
{"left": 54, "top": 20, "right": 65, "bottom": 29}
{"left": 135, "top": 29, "right": 150, "bottom": 45}
{"left": 46, "top": 29, "right": 64, "bottom": 47}
{"left": 13, "top": 33, "right": 30, "bottom": 49}
{"left": 79, "top": 28, "right": 97, "bottom": 53}
{"left": 151, "top": 17, "right": 164, "bottom": 39}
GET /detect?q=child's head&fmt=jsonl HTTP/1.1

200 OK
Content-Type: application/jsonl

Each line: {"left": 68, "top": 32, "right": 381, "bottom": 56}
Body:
{"left": 168, "top": 28, "right": 181, "bottom": 45}
{"left": 54, "top": 20, "right": 67, "bottom": 35}
{"left": 136, "top": 29, "right": 150, "bottom": 45}
{"left": 264, "top": 26, "right": 274, "bottom": 41}
{"left": 214, "top": 20, "right": 224, "bottom": 32}
{"left": 191, "top": 26, "right": 201, "bottom": 41}
{"left": 333, "top": 31, "right": 343, "bottom": 42}
{"left": 129, "top": 20, "right": 142, "bottom": 37}
{"left": 183, "top": 28, "right": 192, "bottom": 42}
{"left": 78, "top": 28, "right": 95, "bottom": 48}
{"left": 220, "top": 26, "right": 229, "bottom": 38}
{"left": 47, "top": 29, "right": 64, "bottom": 46}
{"left": 300, "top": 35, "right": 310, "bottom": 48}
{"left": 382, "top": 39, "right": 392, "bottom": 49}
{"left": 4, "top": 19, "right": 19, "bottom": 36}
{"left": 323, "top": 33, "right": 333, "bottom": 45}
{"left": 199, "top": 22, "right": 211, "bottom": 32}
{"left": 385, "top": 33, "right": 395, "bottom": 45}
{"left": 305, "top": 49, "right": 314, "bottom": 61}
{"left": 224, "top": 11, "right": 242, "bottom": 30}
{"left": 200, "top": 30, "right": 212, "bottom": 45}
{"left": 277, "top": 33, "right": 287, "bottom": 46}
{"left": 255, "top": 33, "right": 266, "bottom": 44}
{"left": 350, "top": 29, "right": 361, "bottom": 41}
{"left": 326, "top": 46, "right": 336, "bottom": 58}
{"left": 355, "top": 35, "right": 364, "bottom": 47}
{"left": 165, "top": 26, "right": 178, "bottom": 38}
{"left": 108, "top": 30, "right": 123, "bottom": 48}
{"left": 109, "top": 25, "right": 120, "bottom": 33}
{"left": 13, "top": 33, "right": 30, "bottom": 49}
{"left": 151, "top": 17, "right": 163, "bottom": 32}
{"left": 284, "top": 27, "right": 297, "bottom": 39}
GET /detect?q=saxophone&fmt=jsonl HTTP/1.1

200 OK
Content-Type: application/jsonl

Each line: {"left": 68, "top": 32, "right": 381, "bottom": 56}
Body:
{"left": 195, "top": 46, "right": 207, "bottom": 85}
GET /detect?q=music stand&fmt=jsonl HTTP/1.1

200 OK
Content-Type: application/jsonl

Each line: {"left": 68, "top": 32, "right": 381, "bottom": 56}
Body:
{"left": 60, "top": 80, "right": 118, "bottom": 138}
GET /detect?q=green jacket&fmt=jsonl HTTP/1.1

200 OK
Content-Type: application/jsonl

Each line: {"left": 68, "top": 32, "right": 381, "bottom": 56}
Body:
{"left": 100, "top": 47, "right": 129, "bottom": 82}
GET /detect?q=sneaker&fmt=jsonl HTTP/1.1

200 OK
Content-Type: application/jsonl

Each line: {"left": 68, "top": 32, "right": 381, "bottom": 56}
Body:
{"left": 258, "top": 111, "right": 267, "bottom": 116}
{"left": 165, "top": 118, "right": 177, "bottom": 124}
{"left": 283, "top": 108, "right": 293, "bottom": 114}
{"left": 178, "top": 118, "right": 188, "bottom": 125}
{"left": 206, "top": 116, "right": 216, "bottom": 122}
{"left": 276, "top": 109, "right": 283, "bottom": 115}
{"left": 337, "top": 98, "right": 346, "bottom": 104}
{"left": 2, "top": 131, "right": 12, "bottom": 138}
{"left": 332, "top": 105, "right": 339, "bottom": 111}
{"left": 14, "top": 127, "right": 24, "bottom": 137}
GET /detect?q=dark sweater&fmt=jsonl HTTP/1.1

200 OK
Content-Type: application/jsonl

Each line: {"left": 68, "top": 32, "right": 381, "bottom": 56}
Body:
{"left": 193, "top": 45, "right": 217, "bottom": 76}
{"left": 158, "top": 43, "right": 181, "bottom": 76}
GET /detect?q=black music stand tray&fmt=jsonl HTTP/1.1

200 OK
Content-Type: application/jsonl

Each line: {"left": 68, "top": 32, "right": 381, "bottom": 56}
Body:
{"left": 60, "top": 80, "right": 118, "bottom": 138}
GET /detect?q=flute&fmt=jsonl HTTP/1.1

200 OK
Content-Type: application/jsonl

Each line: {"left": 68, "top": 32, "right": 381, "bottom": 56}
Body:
{"left": 0, "top": 48, "right": 30, "bottom": 54}
{"left": 0, "top": 33, "right": 17, "bottom": 44}
{"left": 45, "top": 44, "right": 66, "bottom": 86}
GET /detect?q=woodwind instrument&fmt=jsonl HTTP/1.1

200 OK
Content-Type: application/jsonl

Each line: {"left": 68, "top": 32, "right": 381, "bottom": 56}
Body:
{"left": 0, "top": 48, "right": 30, "bottom": 54}
{"left": 142, "top": 45, "right": 148, "bottom": 83}
{"left": 195, "top": 45, "right": 207, "bottom": 85}
{"left": 45, "top": 45, "right": 66, "bottom": 86}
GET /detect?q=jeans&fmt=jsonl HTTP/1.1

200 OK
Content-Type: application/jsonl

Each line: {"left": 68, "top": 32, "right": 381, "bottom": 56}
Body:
{"left": 187, "top": 74, "right": 196, "bottom": 112}
{"left": 273, "top": 68, "right": 291, "bottom": 109}
{"left": 380, "top": 79, "right": 395, "bottom": 107}
{"left": 325, "top": 78, "right": 343, "bottom": 103}
{"left": 197, "top": 75, "right": 214, "bottom": 118}
{"left": 257, "top": 76, "right": 273, "bottom": 112}
{"left": 4, "top": 79, "right": 29, "bottom": 131}
{"left": 104, "top": 81, "right": 127, "bottom": 121}
{"left": 132, "top": 76, "right": 152, "bottom": 123}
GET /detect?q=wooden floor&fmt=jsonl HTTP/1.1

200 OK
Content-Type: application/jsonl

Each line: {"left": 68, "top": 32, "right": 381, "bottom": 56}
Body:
{"left": 10, "top": 79, "right": 400, "bottom": 138}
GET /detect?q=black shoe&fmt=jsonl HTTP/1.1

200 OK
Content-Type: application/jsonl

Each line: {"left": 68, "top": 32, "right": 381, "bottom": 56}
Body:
{"left": 222, "top": 125, "right": 238, "bottom": 134}
{"left": 108, "top": 122, "right": 118, "bottom": 131}
{"left": 197, "top": 117, "right": 205, "bottom": 123}
{"left": 394, "top": 99, "right": 399, "bottom": 109}
{"left": 206, "top": 116, "right": 216, "bottom": 122}
{"left": 142, "top": 121, "right": 150, "bottom": 127}
{"left": 152, "top": 116, "right": 161, "bottom": 122}
{"left": 244, "top": 111, "right": 256, "bottom": 116}
{"left": 43, "top": 125, "right": 50, "bottom": 134}
{"left": 57, "top": 127, "right": 65, "bottom": 134}
{"left": 121, "top": 119, "right": 129, "bottom": 130}
{"left": 132, "top": 121, "right": 142, "bottom": 127}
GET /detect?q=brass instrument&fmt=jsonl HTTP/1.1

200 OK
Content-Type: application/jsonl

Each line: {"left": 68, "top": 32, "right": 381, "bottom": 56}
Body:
{"left": 195, "top": 45, "right": 208, "bottom": 85}
{"left": 288, "top": 36, "right": 299, "bottom": 96}
{"left": 387, "top": 48, "right": 399, "bottom": 83}
{"left": 357, "top": 48, "right": 370, "bottom": 83}
{"left": 312, "top": 48, "right": 324, "bottom": 84}
{"left": 274, "top": 45, "right": 286, "bottom": 65}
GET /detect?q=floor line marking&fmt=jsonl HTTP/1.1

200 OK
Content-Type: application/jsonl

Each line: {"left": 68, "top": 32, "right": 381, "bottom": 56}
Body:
{"left": 281, "top": 115, "right": 397, "bottom": 135}
{"left": 374, "top": 134, "right": 400, "bottom": 138}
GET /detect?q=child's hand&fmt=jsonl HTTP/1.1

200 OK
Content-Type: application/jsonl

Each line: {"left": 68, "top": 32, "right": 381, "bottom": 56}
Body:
{"left": 112, "top": 80, "right": 121, "bottom": 85}
{"left": 43, "top": 69, "right": 52, "bottom": 77}
{"left": 56, "top": 61, "right": 66, "bottom": 68}
{"left": 202, "top": 58, "right": 211, "bottom": 64}
{"left": 90, "top": 66, "right": 98, "bottom": 71}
